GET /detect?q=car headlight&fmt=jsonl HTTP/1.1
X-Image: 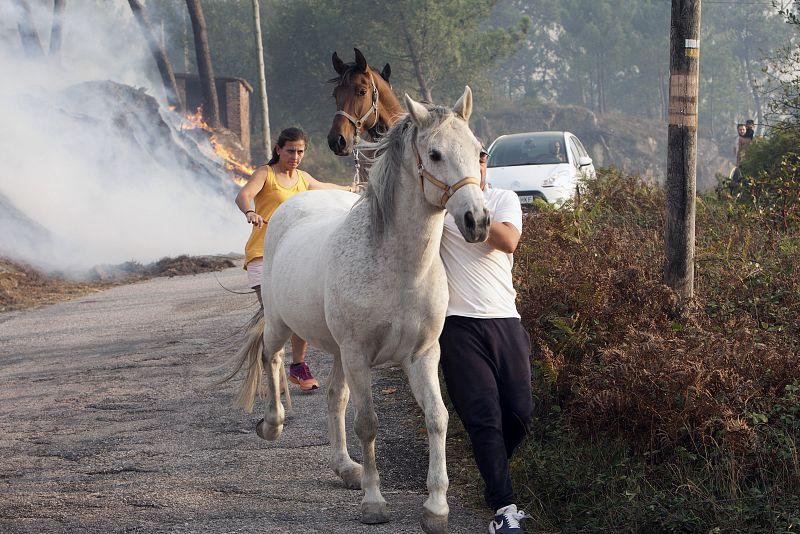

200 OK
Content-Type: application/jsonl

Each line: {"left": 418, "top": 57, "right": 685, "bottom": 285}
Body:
{"left": 542, "top": 169, "right": 572, "bottom": 187}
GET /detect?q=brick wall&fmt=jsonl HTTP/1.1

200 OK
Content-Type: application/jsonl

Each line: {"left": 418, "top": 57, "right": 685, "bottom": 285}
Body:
{"left": 225, "top": 81, "right": 250, "bottom": 159}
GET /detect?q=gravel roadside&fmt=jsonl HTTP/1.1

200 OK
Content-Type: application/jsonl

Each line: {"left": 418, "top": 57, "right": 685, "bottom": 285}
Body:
{"left": 0, "top": 265, "right": 486, "bottom": 533}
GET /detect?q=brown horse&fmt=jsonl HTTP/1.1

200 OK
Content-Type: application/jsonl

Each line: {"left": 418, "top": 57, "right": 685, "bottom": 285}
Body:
{"left": 327, "top": 48, "right": 404, "bottom": 156}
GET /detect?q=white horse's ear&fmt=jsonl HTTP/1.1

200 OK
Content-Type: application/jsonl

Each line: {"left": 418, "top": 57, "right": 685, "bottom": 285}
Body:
{"left": 404, "top": 93, "right": 429, "bottom": 125}
{"left": 453, "top": 86, "right": 472, "bottom": 121}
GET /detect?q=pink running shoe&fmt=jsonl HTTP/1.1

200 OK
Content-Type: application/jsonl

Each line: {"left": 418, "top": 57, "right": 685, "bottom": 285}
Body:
{"left": 288, "top": 362, "right": 319, "bottom": 391}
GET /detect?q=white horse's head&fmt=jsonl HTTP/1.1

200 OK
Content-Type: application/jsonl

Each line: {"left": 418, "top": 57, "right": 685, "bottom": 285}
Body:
{"left": 403, "top": 87, "right": 490, "bottom": 243}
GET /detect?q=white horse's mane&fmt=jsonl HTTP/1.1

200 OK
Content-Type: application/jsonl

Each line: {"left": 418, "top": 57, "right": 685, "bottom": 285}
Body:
{"left": 358, "top": 105, "right": 456, "bottom": 239}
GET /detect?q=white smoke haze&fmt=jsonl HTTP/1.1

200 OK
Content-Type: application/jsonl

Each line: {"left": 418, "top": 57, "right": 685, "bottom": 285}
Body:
{"left": 0, "top": 0, "right": 248, "bottom": 274}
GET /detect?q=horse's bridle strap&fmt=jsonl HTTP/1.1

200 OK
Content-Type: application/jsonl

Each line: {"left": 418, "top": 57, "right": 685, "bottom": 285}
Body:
{"left": 415, "top": 149, "right": 480, "bottom": 208}
{"left": 334, "top": 73, "right": 380, "bottom": 132}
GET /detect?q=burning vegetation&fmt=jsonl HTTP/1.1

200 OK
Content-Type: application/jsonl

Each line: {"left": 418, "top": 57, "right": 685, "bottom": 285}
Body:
{"left": 179, "top": 106, "right": 254, "bottom": 187}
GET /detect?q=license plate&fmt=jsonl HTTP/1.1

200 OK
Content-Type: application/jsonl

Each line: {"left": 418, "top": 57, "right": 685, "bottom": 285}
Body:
{"left": 518, "top": 194, "right": 533, "bottom": 204}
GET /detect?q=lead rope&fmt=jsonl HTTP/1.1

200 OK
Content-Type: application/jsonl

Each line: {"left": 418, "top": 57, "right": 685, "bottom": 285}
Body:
{"left": 351, "top": 125, "right": 363, "bottom": 191}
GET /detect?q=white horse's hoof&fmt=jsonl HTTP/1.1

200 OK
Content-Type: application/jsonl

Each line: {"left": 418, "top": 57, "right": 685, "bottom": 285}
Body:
{"left": 360, "top": 501, "right": 390, "bottom": 524}
{"left": 337, "top": 465, "right": 363, "bottom": 489}
{"left": 255, "top": 418, "right": 283, "bottom": 441}
{"left": 421, "top": 508, "right": 448, "bottom": 534}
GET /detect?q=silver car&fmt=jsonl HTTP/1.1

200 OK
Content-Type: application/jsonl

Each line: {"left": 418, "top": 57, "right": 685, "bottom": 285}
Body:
{"left": 486, "top": 131, "right": 596, "bottom": 206}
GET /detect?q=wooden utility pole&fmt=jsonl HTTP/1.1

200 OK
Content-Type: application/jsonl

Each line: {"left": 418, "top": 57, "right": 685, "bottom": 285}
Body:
{"left": 251, "top": 0, "right": 271, "bottom": 159}
{"left": 665, "top": 0, "right": 701, "bottom": 310}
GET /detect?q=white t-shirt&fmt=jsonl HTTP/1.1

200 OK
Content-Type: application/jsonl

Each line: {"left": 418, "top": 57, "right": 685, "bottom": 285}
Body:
{"left": 440, "top": 186, "right": 522, "bottom": 319}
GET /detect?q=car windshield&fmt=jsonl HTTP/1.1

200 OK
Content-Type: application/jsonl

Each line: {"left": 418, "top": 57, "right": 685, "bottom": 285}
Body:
{"left": 488, "top": 134, "right": 567, "bottom": 167}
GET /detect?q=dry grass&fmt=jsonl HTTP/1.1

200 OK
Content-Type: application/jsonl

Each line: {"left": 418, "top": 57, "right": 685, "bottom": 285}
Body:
{"left": 516, "top": 169, "right": 800, "bottom": 457}
{"left": 0, "top": 255, "right": 236, "bottom": 313}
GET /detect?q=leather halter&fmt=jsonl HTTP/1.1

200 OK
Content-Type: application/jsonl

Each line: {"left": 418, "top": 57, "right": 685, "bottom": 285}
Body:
{"left": 412, "top": 132, "right": 481, "bottom": 209}
{"left": 334, "top": 72, "right": 380, "bottom": 134}
{"left": 334, "top": 71, "right": 382, "bottom": 185}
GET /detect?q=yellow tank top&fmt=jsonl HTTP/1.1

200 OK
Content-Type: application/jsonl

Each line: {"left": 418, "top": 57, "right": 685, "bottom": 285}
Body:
{"left": 244, "top": 165, "right": 309, "bottom": 268}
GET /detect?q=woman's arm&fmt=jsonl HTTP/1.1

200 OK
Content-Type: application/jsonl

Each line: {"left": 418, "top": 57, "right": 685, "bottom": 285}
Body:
{"left": 235, "top": 167, "right": 268, "bottom": 227}
{"left": 305, "top": 173, "right": 357, "bottom": 193}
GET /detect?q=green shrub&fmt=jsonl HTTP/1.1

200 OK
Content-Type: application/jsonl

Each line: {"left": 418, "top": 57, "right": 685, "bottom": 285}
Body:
{"left": 731, "top": 127, "right": 800, "bottom": 232}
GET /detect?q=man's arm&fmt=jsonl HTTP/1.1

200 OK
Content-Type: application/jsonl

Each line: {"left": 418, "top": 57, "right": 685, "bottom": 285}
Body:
{"left": 486, "top": 220, "right": 520, "bottom": 254}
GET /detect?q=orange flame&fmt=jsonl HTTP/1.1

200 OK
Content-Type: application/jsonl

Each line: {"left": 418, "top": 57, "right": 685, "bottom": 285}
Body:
{"left": 181, "top": 106, "right": 210, "bottom": 131}
{"left": 180, "top": 106, "right": 251, "bottom": 186}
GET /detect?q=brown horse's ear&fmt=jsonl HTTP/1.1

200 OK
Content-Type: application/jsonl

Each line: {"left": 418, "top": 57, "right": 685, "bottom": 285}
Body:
{"left": 453, "top": 86, "right": 473, "bottom": 121}
{"left": 354, "top": 47, "right": 368, "bottom": 73}
{"left": 332, "top": 52, "right": 346, "bottom": 75}
{"left": 404, "top": 93, "right": 429, "bottom": 125}
{"left": 380, "top": 63, "right": 391, "bottom": 83}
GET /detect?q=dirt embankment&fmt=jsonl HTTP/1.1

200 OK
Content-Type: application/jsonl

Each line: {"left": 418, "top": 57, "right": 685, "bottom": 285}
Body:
{"left": 0, "top": 255, "right": 237, "bottom": 313}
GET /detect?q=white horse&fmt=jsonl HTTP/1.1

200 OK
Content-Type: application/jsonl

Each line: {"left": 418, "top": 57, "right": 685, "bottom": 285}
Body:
{"left": 230, "top": 86, "right": 489, "bottom": 533}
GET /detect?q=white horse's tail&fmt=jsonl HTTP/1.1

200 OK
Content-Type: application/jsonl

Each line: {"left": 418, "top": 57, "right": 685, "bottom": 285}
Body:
{"left": 216, "top": 309, "right": 264, "bottom": 412}
{"left": 218, "top": 309, "right": 292, "bottom": 414}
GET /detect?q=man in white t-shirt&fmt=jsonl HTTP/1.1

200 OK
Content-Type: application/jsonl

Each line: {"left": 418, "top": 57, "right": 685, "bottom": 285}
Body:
{"left": 439, "top": 148, "right": 533, "bottom": 534}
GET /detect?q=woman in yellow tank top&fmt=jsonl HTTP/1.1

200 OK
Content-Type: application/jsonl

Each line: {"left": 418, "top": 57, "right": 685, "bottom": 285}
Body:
{"left": 235, "top": 127, "right": 355, "bottom": 391}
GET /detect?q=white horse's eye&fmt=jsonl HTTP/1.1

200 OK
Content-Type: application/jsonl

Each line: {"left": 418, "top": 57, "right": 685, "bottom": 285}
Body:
{"left": 429, "top": 149, "right": 442, "bottom": 162}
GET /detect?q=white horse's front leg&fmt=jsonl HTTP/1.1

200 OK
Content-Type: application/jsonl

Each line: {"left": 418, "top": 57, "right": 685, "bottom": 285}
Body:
{"left": 342, "top": 353, "right": 389, "bottom": 524}
{"left": 256, "top": 329, "right": 288, "bottom": 441}
{"left": 403, "top": 346, "right": 449, "bottom": 534}
{"left": 327, "top": 353, "right": 362, "bottom": 489}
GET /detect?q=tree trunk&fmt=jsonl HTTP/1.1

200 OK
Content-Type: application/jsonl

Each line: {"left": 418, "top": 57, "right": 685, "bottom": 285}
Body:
{"left": 183, "top": 8, "right": 190, "bottom": 72}
{"left": 597, "top": 52, "right": 607, "bottom": 114}
{"left": 186, "top": 0, "right": 220, "bottom": 128}
{"left": 251, "top": 0, "right": 271, "bottom": 158}
{"left": 709, "top": 76, "right": 715, "bottom": 137}
{"left": 128, "top": 0, "right": 183, "bottom": 111}
{"left": 399, "top": 15, "right": 432, "bottom": 102}
{"left": 13, "top": 0, "right": 44, "bottom": 59}
{"left": 665, "top": 0, "right": 701, "bottom": 311}
{"left": 49, "top": 0, "right": 66, "bottom": 59}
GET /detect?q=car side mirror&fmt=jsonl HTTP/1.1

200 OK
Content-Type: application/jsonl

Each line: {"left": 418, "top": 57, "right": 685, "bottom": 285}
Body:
{"left": 578, "top": 156, "right": 593, "bottom": 168}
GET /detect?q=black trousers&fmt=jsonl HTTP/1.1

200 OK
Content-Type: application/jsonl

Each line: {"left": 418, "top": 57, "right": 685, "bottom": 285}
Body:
{"left": 439, "top": 315, "right": 534, "bottom": 511}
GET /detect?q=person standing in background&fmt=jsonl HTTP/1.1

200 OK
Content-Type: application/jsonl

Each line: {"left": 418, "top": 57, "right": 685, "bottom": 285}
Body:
{"left": 734, "top": 123, "right": 749, "bottom": 166}
{"left": 745, "top": 119, "right": 756, "bottom": 139}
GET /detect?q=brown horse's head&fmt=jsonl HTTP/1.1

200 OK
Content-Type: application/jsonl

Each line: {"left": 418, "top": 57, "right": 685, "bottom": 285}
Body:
{"left": 327, "top": 48, "right": 394, "bottom": 156}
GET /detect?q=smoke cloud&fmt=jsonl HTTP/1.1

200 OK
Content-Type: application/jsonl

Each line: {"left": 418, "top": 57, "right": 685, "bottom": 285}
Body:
{"left": 0, "top": 0, "right": 248, "bottom": 273}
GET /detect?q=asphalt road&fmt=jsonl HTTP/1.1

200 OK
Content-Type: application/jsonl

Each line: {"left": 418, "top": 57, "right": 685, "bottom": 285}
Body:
{"left": 0, "top": 265, "right": 486, "bottom": 533}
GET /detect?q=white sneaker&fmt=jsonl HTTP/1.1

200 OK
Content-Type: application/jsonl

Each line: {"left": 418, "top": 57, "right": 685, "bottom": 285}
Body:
{"left": 488, "top": 503, "right": 531, "bottom": 533}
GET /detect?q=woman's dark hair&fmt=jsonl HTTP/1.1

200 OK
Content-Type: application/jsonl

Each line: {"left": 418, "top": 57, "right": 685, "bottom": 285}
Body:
{"left": 267, "top": 127, "right": 308, "bottom": 165}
